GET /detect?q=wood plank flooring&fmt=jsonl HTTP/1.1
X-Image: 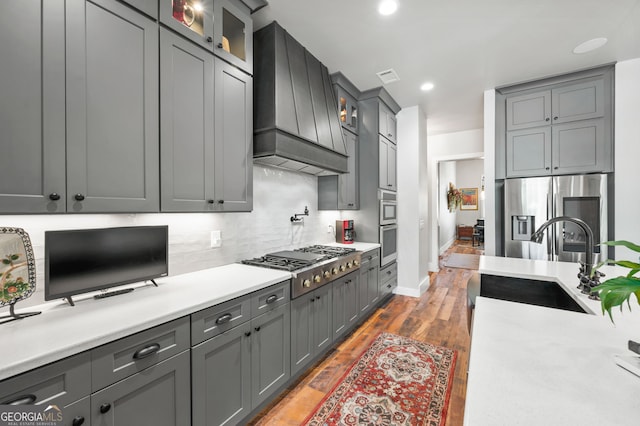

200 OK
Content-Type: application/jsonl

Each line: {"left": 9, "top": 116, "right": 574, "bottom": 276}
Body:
{"left": 249, "top": 241, "right": 483, "bottom": 425}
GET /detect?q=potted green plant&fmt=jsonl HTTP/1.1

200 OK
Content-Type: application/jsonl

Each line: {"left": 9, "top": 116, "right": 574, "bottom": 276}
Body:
{"left": 591, "top": 240, "right": 640, "bottom": 322}
{"left": 446, "top": 182, "right": 463, "bottom": 213}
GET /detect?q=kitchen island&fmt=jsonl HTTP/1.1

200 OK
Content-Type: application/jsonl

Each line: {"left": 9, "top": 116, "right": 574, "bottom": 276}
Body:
{"left": 465, "top": 256, "right": 640, "bottom": 425}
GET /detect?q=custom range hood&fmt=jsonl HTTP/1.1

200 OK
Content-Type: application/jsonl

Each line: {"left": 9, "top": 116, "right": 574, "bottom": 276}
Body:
{"left": 253, "top": 22, "right": 348, "bottom": 175}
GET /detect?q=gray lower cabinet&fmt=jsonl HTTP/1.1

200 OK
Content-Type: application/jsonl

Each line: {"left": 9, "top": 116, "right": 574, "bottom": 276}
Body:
{"left": 0, "top": 0, "right": 65, "bottom": 213}
{"left": 332, "top": 271, "right": 359, "bottom": 340}
{"left": 318, "top": 129, "right": 359, "bottom": 210}
{"left": 66, "top": 0, "right": 159, "bottom": 212}
{"left": 359, "top": 251, "right": 380, "bottom": 314}
{"left": 91, "top": 351, "right": 191, "bottom": 426}
{"left": 192, "top": 322, "right": 252, "bottom": 426}
{"left": 291, "top": 285, "right": 333, "bottom": 376}
{"left": 379, "top": 262, "right": 397, "bottom": 299}
{"left": 379, "top": 136, "right": 396, "bottom": 191}
{"left": 250, "top": 303, "right": 291, "bottom": 408}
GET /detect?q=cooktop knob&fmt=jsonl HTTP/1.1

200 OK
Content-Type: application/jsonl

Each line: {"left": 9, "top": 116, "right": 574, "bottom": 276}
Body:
{"left": 314, "top": 275, "right": 322, "bottom": 283}
{"left": 346, "top": 261, "right": 353, "bottom": 268}
{"left": 323, "top": 271, "right": 331, "bottom": 278}
{"left": 332, "top": 267, "right": 339, "bottom": 275}
{"left": 302, "top": 279, "right": 311, "bottom": 288}
{"left": 339, "top": 264, "right": 346, "bottom": 272}
{"left": 353, "top": 259, "right": 360, "bottom": 266}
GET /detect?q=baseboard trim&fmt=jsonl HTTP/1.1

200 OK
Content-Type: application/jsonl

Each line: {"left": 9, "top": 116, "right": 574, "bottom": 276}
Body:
{"left": 393, "top": 286, "right": 421, "bottom": 298}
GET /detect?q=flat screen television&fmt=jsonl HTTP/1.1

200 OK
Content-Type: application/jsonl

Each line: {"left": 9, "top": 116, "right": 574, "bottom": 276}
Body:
{"left": 45, "top": 226, "right": 168, "bottom": 304}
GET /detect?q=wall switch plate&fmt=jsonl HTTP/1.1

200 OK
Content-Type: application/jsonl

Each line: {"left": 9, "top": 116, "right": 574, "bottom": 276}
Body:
{"left": 210, "top": 230, "right": 222, "bottom": 248}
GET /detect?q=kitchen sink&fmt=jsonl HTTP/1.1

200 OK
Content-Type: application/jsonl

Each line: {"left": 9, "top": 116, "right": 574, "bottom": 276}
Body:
{"left": 480, "top": 274, "right": 587, "bottom": 313}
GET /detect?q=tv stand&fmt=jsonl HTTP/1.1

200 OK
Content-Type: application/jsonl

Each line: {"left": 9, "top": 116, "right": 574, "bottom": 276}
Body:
{"left": 94, "top": 288, "right": 135, "bottom": 300}
{"left": 150, "top": 279, "right": 158, "bottom": 287}
{"left": 65, "top": 296, "right": 75, "bottom": 307}
{"left": 0, "top": 302, "right": 41, "bottom": 325}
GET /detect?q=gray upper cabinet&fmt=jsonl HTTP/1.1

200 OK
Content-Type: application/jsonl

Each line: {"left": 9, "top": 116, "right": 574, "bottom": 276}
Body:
{"left": 379, "top": 136, "right": 397, "bottom": 191}
{"left": 501, "top": 68, "right": 613, "bottom": 178}
{"left": 120, "top": 0, "right": 157, "bottom": 19}
{"left": 337, "top": 88, "right": 359, "bottom": 133}
{"left": 159, "top": 0, "right": 214, "bottom": 52}
{"left": 214, "top": 0, "right": 253, "bottom": 75}
{"left": 317, "top": 130, "right": 359, "bottom": 210}
{"left": 214, "top": 58, "right": 253, "bottom": 211}
{"left": 160, "top": 29, "right": 216, "bottom": 212}
{"left": 66, "top": 0, "right": 159, "bottom": 212}
{"left": 91, "top": 351, "right": 191, "bottom": 426}
{"left": 379, "top": 103, "right": 397, "bottom": 144}
{"left": 0, "top": 0, "right": 66, "bottom": 213}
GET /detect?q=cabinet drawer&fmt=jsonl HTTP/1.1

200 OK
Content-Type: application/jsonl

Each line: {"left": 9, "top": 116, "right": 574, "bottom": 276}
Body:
{"left": 380, "top": 262, "right": 397, "bottom": 285}
{"left": 251, "top": 280, "right": 290, "bottom": 317}
{"left": 191, "top": 295, "right": 251, "bottom": 345}
{"left": 91, "top": 317, "right": 190, "bottom": 392}
{"left": 0, "top": 352, "right": 91, "bottom": 407}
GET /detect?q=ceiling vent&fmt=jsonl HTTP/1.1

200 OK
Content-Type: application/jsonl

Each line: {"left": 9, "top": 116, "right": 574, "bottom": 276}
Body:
{"left": 376, "top": 69, "right": 400, "bottom": 85}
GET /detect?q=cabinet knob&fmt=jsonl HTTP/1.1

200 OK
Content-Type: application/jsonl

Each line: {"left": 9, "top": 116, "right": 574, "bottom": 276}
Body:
{"left": 316, "top": 295, "right": 321, "bottom": 300}
{"left": 554, "top": 166, "right": 559, "bottom": 170}
{"left": 72, "top": 416, "right": 86, "bottom": 426}
{"left": 266, "top": 294, "right": 278, "bottom": 304}
{"left": 545, "top": 167, "right": 550, "bottom": 170}
{"left": 545, "top": 117, "right": 550, "bottom": 122}
{"left": 100, "top": 403, "right": 111, "bottom": 414}
{"left": 217, "top": 42, "right": 223, "bottom": 48}
{"left": 207, "top": 199, "right": 215, "bottom": 204}
{"left": 49, "top": 192, "right": 61, "bottom": 201}
{"left": 254, "top": 326, "right": 261, "bottom": 332}
{"left": 206, "top": 36, "right": 213, "bottom": 43}
{"left": 245, "top": 331, "right": 251, "bottom": 337}
{"left": 74, "top": 193, "right": 85, "bottom": 201}
{"left": 218, "top": 200, "right": 225, "bottom": 204}
{"left": 387, "top": 184, "right": 392, "bottom": 187}
{"left": 553, "top": 116, "right": 558, "bottom": 120}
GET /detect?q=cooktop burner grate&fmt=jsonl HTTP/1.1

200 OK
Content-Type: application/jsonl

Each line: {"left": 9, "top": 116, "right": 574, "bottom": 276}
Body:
{"left": 240, "top": 256, "right": 312, "bottom": 272}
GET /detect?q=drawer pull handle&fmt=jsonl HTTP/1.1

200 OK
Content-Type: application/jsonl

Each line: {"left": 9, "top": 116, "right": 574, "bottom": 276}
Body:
{"left": 2, "top": 394, "right": 36, "bottom": 405}
{"left": 72, "top": 416, "right": 86, "bottom": 426}
{"left": 266, "top": 294, "right": 278, "bottom": 304}
{"left": 245, "top": 331, "right": 251, "bottom": 337}
{"left": 100, "top": 403, "right": 111, "bottom": 414}
{"left": 133, "top": 343, "right": 161, "bottom": 360}
{"left": 387, "top": 284, "right": 392, "bottom": 288}
{"left": 387, "top": 271, "right": 392, "bottom": 274}
{"left": 215, "top": 313, "right": 233, "bottom": 325}
{"left": 369, "top": 267, "right": 375, "bottom": 271}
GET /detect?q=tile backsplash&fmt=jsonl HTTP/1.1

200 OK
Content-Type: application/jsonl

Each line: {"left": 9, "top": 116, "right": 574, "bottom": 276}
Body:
{"left": 1, "top": 165, "right": 340, "bottom": 309}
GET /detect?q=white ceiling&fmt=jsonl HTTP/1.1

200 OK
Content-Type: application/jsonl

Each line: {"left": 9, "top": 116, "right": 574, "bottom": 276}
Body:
{"left": 253, "top": 0, "right": 640, "bottom": 135}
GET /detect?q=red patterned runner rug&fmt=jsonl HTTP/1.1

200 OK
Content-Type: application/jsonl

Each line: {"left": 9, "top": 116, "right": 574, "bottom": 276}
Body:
{"left": 303, "top": 332, "right": 457, "bottom": 426}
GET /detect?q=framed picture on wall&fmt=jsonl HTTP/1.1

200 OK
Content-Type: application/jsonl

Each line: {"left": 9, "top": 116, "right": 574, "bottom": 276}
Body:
{"left": 460, "top": 188, "right": 478, "bottom": 210}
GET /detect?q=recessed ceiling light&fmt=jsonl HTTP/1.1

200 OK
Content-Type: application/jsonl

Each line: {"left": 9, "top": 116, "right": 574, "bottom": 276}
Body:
{"left": 378, "top": 0, "right": 398, "bottom": 16}
{"left": 573, "top": 37, "right": 608, "bottom": 54}
{"left": 420, "top": 82, "right": 435, "bottom": 91}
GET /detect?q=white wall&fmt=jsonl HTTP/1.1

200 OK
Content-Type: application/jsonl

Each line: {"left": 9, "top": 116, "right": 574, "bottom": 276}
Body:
{"left": 455, "top": 159, "right": 484, "bottom": 226}
{"left": 396, "top": 106, "right": 430, "bottom": 297}
{"left": 483, "top": 89, "right": 497, "bottom": 256}
{"left": 1, "top": 165, "right": 340, "bottom": 310}
{"left": 614, "top": 58, "right": 640, "bottom": 258}
{"left": 427, "top": 128, "right": 484, "bottom": 270}
{"left": 438, "top": 161, "right": 457, "bottom": 252}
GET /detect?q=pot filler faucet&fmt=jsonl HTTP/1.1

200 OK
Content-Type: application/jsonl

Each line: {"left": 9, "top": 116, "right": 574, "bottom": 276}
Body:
{"left": 530, "top": 216, "right": 603, "bottom": 300}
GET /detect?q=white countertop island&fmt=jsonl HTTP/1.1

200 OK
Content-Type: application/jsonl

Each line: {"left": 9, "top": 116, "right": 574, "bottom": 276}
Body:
{"left": 465, "top": 256, "right": 640, "bottom": 425}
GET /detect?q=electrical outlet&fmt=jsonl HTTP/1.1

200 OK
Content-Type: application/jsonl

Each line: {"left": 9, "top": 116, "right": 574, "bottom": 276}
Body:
{"left": 327, "top": 224, "right": 334, "bottom": 234}
{"left": 210, "top": 230, "right": 222, "bottom": 248}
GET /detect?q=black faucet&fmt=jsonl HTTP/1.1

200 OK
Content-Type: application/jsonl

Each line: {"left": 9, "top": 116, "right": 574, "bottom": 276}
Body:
{"left": 530, "top": 216, "right": 603, "bottom": 299}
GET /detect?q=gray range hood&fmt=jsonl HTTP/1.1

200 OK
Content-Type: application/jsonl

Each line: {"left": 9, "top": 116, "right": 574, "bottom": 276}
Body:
{"left": 253, "top": 22, "right": 348, "bottom": 175}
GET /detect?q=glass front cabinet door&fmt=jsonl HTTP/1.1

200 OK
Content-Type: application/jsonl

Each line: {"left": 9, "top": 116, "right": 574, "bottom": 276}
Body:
{"left": 213, "top": 0, "right": 253, "bottom": 74}
{"left": 160, "top": 0, "right": 215, "bottom": 51}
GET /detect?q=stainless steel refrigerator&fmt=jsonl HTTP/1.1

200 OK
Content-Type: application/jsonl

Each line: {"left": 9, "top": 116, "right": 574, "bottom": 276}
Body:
{"left": 504, "top": 174, "right": 612, "bottom": 263}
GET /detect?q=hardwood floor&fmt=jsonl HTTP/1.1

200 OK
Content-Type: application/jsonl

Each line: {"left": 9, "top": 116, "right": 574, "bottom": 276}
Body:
{"left": 249, "top": 241, "right": 483, "bottom": 425}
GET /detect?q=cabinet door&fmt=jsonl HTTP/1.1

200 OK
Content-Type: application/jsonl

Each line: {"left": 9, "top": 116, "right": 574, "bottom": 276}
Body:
{"left": 379, "top": 136, "right": 389, "bottom": 189}
{"left": 290, "top": 295, "right": 314, "bottom": 376}
{"left": 251, "top": 303, "right": 291, "bottom": 409}
{"left": 312, "top": 284, "right": 333, "bottom": 354}
{"left": 386, "top": 113, "right": 397, "bottom": 144}
{"left": 337, "top": 88, "right": 358, "bottom": 133}
{"left": 378, "top": 103, "right": 389, "bottom": 138}
{"left": 358, "top": 257, "right": 371, "bottom": 314}
{"left": 552, "top": 119, "right": 608, "bottom": 174}
{"left": 338, "top": 131, "right": 359, "bottom": 209}
{"left": 160, "top": 29, "right": 215, "bottom": 212}
{"left": 387, "top": 143, "right": 397, "bottom": 191}
{"left": 214, "top": 58, "right": 253, "bottom": 211}
{"left": 506, "top": 90, "right": 551, "bottom": 131}
{"left": 64, "top": 397, "right": 91, "bottom": 426}
{"left": 213, "top": 0, "right": 253, "bottom": 75}
{"left": 551, "top": 78, "right": 604, "bottom": 124}
{"left": 91, "top": 351, "right": 191, "bottom": 426}
{"left": 368, "top": 256, "right": 380, "bottom": 307}
{"left": 506, "top": 127, "right": 552, "bottom": 177}
{"left": 0, "top": 0, "right": 66, "bottom": 213}
{"left": 66, "top": 0, "right": 159, "bottom": 212}
{"left": 344, "top": 274, "right": 360, "bottom": 330}
{"left": 159, "top": 0, "right": 214, "bottom": 52}
{"left": 192, "top": 322, "right": 251, "bottom": 426}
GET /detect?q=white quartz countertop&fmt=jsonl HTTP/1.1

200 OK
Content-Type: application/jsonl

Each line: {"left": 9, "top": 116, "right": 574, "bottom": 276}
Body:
{"left": 466, "top": 256, "right": 640, "bottom": 425}
{"left": 327, "top": 241, "right": 380, "bottom": 252}
{"left": 1, "top": 264, "right": 291, "bottom": 381}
